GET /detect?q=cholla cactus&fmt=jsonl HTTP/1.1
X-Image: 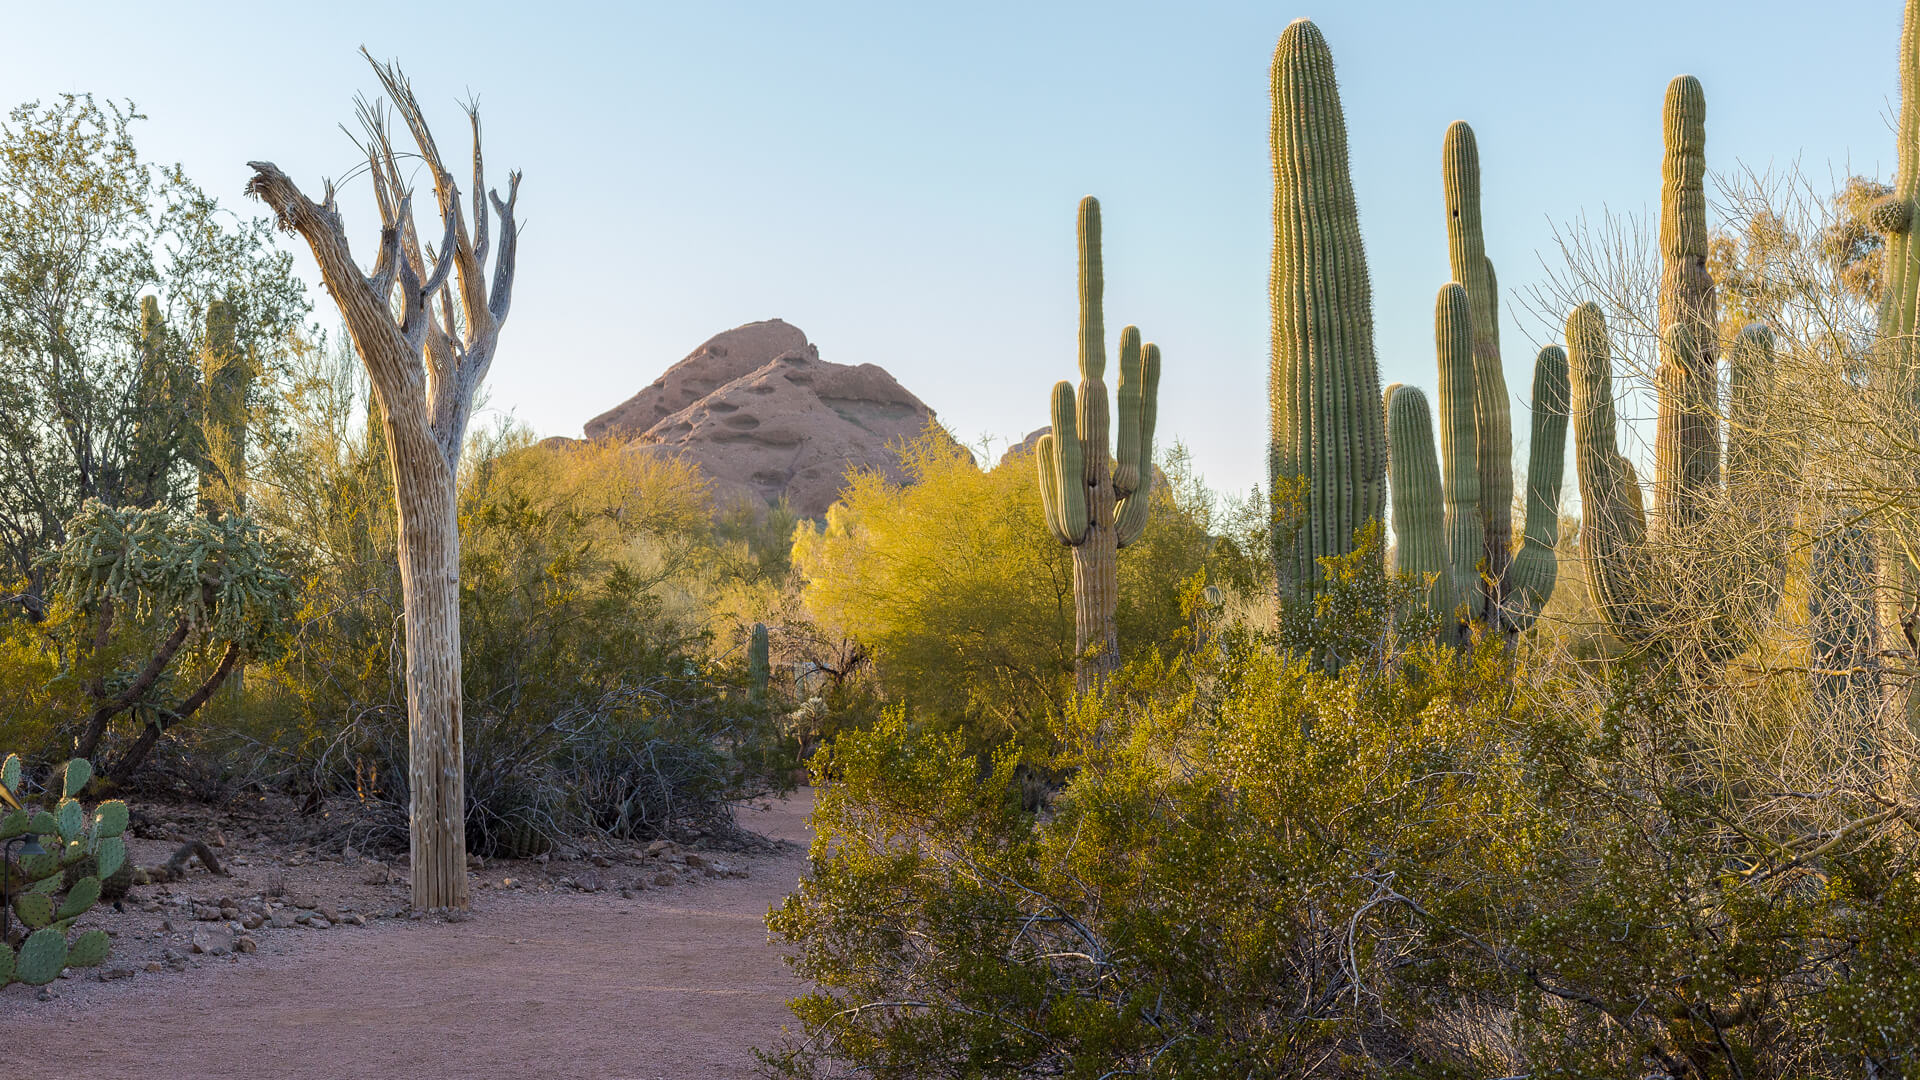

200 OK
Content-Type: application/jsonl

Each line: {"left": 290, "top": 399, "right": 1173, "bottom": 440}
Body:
{"left": 1, "top": 755, "right": 121, "bottom": 986}
{"left": 1036, "top": 196, "right": 1162, "bottom": 691}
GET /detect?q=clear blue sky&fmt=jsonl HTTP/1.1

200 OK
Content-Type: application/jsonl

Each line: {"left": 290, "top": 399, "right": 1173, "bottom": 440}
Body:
{"left": 0, "top": 1, "right": 1899, "bottom": 499}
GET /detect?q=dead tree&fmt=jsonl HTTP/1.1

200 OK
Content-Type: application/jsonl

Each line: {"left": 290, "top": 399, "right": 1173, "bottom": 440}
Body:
{"left": 245, "top": 53, "right": 521, "bottom": 911}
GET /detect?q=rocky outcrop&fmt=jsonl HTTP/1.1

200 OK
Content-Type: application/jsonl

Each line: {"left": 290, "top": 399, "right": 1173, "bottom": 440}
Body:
{"left": 586, "top": 320, "right": 946, "bottom": 517}
{"left": 585, "top": 320, "right": 814, "bottom": 440}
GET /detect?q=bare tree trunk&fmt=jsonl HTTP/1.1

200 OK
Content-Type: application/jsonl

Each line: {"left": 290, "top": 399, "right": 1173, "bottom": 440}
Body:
{"left": 387, "top": 427, "right": 467, "bottom": 908}
{"left": 247, "top": 52, "right": 520, "bottom": 911}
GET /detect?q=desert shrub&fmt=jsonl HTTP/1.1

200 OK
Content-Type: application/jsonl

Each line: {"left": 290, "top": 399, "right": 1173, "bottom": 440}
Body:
{"left": 790, "top": 429, "right": 1260, "bottom": 752}
{"left": 768, "top": 538, "right": 1920, "bottom": 1078}
{"left": 231, "top": 421, "right": 794, "bottom": 854}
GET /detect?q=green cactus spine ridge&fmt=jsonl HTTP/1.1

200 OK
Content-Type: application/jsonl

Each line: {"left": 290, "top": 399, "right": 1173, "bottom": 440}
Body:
{"left": 1034, "top": 196, "right": 1163, "bottom": 690}
{"left": 1386, "top": 385, "right": 1452, "bottom": 620}
{"left": 1441, "top": 121, "right": 1515, "bottom": 604}
{"left": 1434, "top": 283, "right": 1485, "bottom": 634}
{"left": 1270, "top": 19, "right": 1387, "bottom": 608}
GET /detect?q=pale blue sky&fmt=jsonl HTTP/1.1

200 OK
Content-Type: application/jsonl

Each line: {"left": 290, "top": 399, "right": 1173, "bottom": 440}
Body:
{"left": 0, "top": 1, "right": 1899, "bottom": 498}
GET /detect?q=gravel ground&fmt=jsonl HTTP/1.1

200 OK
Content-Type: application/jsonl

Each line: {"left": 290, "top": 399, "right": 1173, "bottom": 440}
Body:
{"left": 0, "top": 790, "right": 814, "bottom": 1079}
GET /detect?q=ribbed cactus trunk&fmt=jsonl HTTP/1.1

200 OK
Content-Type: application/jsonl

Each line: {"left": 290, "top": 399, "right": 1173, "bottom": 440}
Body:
{"left": 198, "top": 298, "right": 250, "bottom": 518}
{"left": 1269, "top": 19, "right": 1386, "bottom": 608}
{"left": 1385, "top": 385, "right": 1451, "bottom": 622}
{"left": 1434, "top": 283, "right": 1483, "bottom": 638}
{"left": 1036, "top": 197, "right": 1162, "bottom": 693}
{"left": 1653, "top": 76, "right": 1721, "bottom": 536}
{"left": 1871, "top": 0, "right": 1920, "bottom": 721}
{"left": 1567, "top": 302, "right": 1652, "bottom": 640}
{"left": 1382, "top": 125, "right": 1567, "bottom": 643}
{"left": 1441, "top": 123, "right": 1514, "bottom": 604}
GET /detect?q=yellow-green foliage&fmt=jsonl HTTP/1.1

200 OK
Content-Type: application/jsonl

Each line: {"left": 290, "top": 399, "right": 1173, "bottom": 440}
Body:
{"left": 791, "top": 430, "right": 1251, "bottom": 748}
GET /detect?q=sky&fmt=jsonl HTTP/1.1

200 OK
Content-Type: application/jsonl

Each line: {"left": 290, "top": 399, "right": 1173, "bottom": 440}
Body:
{"left": 0, "top": 1, "right": 1902, "bottom": 500}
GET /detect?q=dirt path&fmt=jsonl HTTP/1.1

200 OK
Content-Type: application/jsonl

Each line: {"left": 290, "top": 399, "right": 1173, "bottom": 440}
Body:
{"left": 0, "top": 791, "right": 814, "bottom": 1080}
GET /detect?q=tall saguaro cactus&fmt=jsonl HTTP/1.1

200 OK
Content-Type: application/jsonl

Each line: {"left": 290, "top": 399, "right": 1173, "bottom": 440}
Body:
{"left": 1269, "top": 18, "right": 1386, "bottom": 605}
{"left": 198, "top": 298, "right": 251, "bottom": 517}
{"left": 1567, "top": 77, "right": 1786, "bottom": 657}
{"left": 1388, "top": 282, "right": 1567, "bottom": 638}
{"left": 1036, "top": 196, "right": 1161, "bottom": 692}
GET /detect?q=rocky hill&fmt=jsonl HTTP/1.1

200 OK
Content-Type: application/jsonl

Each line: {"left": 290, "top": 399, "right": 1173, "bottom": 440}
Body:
{"left": 582, "top": 319, "right": 944, "bottom": 517}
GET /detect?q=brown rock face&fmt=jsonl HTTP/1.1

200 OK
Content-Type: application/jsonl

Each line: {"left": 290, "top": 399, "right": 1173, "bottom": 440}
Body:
{"left": 585, "top": 319, "right": 814, "bottom": 441}
{"left": 591, "top": 320, "right": 945, "bottom": 517}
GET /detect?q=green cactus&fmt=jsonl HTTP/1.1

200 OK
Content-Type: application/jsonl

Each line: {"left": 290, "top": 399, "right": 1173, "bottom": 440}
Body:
{"left": 199, "top": 297, "right": 251, "bottom": 517}
{"left": 1654, "top": 76, "right": 1720, "bottom": 532}
{"left": 1567, "top": 77, "right": 1787, "bottom": 657}
{"left": 0, "top": 754, "right": 120, "bottom": 986}
{"left": 1385, "top": 385, "right": 1451, "bottom": 620}
{"left": 1441, "top": 121, "right": 1515, "bottom": 602}
{"left": 748, "top": 622, "right": 771, "bottom": 702}
{"left": 1388, "top": 282, "right": 1567, "bottom": 640}
{"left": 1035, "top": 196, "right": 1163, "bottom": 691}
{"left": 1269, "top": 18, "right": 1386, "bottom": 606}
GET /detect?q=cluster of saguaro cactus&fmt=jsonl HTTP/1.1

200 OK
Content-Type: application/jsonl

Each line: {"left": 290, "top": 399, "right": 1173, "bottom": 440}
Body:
{"left": 1385, "top": 281, "right": 1568, "bottom": 637}
{"left": 1, "top": 755, "right": 120, "bottom": 986}
{"left": 1036, "top": 196, "right": 1161, "bottom": 690}
{"left": 1567, "top": 77, "right": 1788, "bottom": 658}
{"left": 1267, "top": 18, "right": 1386, "bottom": 604}
{"left": 748, "top": 622, "right": 771, "bottom": 702}
{"left": 199, "top": 297, "right": 251, "bottom": 517}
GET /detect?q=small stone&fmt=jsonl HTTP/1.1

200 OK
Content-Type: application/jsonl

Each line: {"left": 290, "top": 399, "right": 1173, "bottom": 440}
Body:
{"left": 345, "top": 913, "right": 366, "bottom": 926}
{"left": 269, "top": 910, "right": 298, "bottom": 929}
{"left": 501, "top": 877, "right": 517, "bottom": 889}
{"left": 144, "top": 962, "right": 163, "bottom": 973}
{"left": 534, "top": 853, "right": 550, "bottom": 865}
{"left": 191, "top": 926, "right": 235, "bottom": 956}
{"left": 590, "top": 855, "right": 612, "bottom": 868}
{"left": 681, "top": 852, "right": 707, "bottom": 870}
{"left": 309, "top": 918, "right": 332, "bottom": 930}
{"left": 319, "top": 904, "right": 341, "bottom": 924}
{"left": 102, "top": 967, "right": 135, "bottom": 981}
{"left": 219, "top": 907, "right": 239, "bottom": 921}
{"left": 241, "top": 913, "right": 265, "bottom": 930}
{"left": 36, "top": 988, "right": 55, "bottom": 1001}
{"left": 236, "top": 936, "right": 257, "bottom": 954}
{"left": 651, "top": 871, "right": 676, "bottom": 887}
{"left": 293, "top": 911, "right": 312, "bottom": 925}
{"left": 194, "top": 906, "right": 223, "bottom": 921}
{"left": 645, "top": 840, "right": 672, "bottom": 856}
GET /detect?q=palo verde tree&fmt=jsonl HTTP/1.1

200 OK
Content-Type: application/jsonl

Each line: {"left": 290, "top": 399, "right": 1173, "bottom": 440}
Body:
{"left": 245, "top": 54, "right": 522, "bottom": 911}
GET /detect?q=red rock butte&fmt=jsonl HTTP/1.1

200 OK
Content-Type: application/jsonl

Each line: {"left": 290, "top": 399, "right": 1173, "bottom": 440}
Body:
{"left": 582, "top": 319, "right": 948, "bottom": 518}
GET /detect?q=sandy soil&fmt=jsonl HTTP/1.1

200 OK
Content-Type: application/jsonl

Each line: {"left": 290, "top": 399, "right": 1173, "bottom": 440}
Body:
{"left": 0, "top": 790, "right": 815, "bottom": 1080}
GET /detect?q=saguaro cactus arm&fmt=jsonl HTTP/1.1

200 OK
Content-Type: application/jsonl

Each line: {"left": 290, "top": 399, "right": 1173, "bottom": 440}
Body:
{"left": 1567, "top": 302, "right": 1651, "bottom": 641}
{"left": 1115, "top": 341, "right": 1161, "bottom": 548}
{"left": 1502, "top": 345, "right": 1570, "bottom": 628}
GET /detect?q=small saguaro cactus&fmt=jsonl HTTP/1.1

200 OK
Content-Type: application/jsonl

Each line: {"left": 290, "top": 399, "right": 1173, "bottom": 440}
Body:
{"left": 1269, "top": 18, "right": 1387, "bottom": 609}
{"left": 1036, "top": 196, "right": 1162, "bottom": 692}
{"left": 747, "top": 622, "right": 771, "bottom": 702}
{"left": 1387, "top": 282, "right": 1568, "bottom": 639}
{"left": 1, "top": 755, "right": 122, "bottom": 987}
{"left": 1566, "top": 77, "right": 1787, "bottom": 657}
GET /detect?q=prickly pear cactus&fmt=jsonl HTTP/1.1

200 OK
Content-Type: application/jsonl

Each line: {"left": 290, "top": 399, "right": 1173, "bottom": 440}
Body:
{"left": 1, "top": 754, "right": 122, "bottom": 986}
